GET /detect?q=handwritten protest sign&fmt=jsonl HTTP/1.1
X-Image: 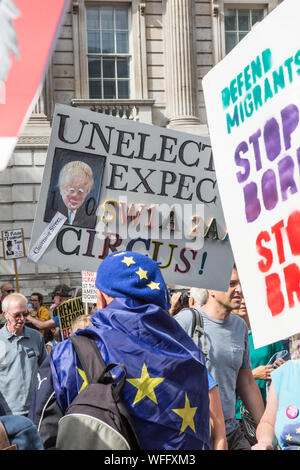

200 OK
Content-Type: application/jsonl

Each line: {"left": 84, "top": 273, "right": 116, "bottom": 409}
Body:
{"left": 28, "top": 103, "right": 234, "bottom": 291}
{"left": 57, "top": 296, "right": 84, "bottom": 340}
{"left": 82, "top": 271, "right": 97, "bottom": 304}
{"left": 1, "top": 228, "right": 25, "bottom": 260}
{"left": 203, "top": 0, "right": 300, "bottom": 347}
{"left": 0, "top": 0, "right": 70, "bottom": 171}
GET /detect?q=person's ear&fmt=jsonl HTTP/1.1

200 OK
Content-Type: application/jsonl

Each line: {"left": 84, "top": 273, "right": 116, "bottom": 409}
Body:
{"left": 189, "top": 297, "right": 195, "bottom": 307}
{"left": 2, "top": 312, "right": 8, "bottom": 322}
{"left": 96, "top": 290, "right": 107, "bottom": 309}
{"left": 209, "top": 290, "right": 215, "bottom": 298}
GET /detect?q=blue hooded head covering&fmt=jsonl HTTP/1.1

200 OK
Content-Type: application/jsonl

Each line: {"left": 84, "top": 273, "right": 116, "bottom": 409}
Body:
{"left": 95, "top": 251, "right": 171, "bottom": 310}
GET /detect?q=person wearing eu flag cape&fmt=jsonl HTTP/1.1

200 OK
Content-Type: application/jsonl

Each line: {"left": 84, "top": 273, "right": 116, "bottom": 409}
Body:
{"left": 29, "top": 251, "right": 210, "bottom": 450}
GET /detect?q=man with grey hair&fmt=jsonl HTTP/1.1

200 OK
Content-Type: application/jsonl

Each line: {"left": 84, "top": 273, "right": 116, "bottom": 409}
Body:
{"left": 57, "top": 160, "right": 96, "bottom": 229}
{"left": 0, "top": 293, "right": 47, "bottom": 416}
{"left": 189, "top": 287, "right": 208, "bottom": 308}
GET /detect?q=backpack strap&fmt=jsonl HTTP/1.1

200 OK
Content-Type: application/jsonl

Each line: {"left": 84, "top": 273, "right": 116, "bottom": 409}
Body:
{"left": 69, "top": 334, "right": 141, "bottom": 450}
{"left": 70, "top": 334, "right": 106, "bottom": 384}
{"left": 69, "top": 334, "right": 127, "bottom": 401}
{"left": 0, "top": 420, "right": 18, "bottom": 450}
{"left": 189, "top": 308, "right": 208, "bottom": 360}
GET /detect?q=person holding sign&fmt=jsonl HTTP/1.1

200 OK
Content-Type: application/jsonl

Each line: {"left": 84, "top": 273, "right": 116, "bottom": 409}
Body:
{"left": 27, "top": 284, "right": 72, "bottom": 342}
{"left": 57, "top": 161, "right": 95, "bottom": 228}
{"left": 29, "top": 251, "right": 210, "bottom": 450}
{"left": 29, "top": 293, "right": 51, "bottom": 337}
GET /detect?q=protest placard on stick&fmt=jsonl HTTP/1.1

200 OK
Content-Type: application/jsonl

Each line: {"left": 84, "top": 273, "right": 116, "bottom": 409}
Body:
{"left": 2, "top": 228, "right": 25, "bottom": 291}
{"left": 203, "top": 0, "right": 300, "bottom": 347}
{"left": 57, "top": 296, "right": 85, "bottom": 340}
{"left": 82, "top": 271, "right": 97, "bottom": 305}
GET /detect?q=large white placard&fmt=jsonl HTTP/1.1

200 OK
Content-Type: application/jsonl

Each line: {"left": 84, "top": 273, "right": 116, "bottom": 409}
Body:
{"left": 203, "top": 0, "right": 300, "bottom": 347}
{"left": 28, "top": 104, "right": 234, "bottom": 290}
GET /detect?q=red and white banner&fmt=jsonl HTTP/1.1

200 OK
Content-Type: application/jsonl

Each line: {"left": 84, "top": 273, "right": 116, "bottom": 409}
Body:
{"left": 0, "top": 0, "right": 70, "bottom": 171}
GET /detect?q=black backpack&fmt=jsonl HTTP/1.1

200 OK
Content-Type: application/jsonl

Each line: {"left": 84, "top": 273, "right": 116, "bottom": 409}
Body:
{"left": 183, "top": 307, "right": 209, "bottom": 360}
{"left": 55, "top": 334, "right": 140, "bottom": 450}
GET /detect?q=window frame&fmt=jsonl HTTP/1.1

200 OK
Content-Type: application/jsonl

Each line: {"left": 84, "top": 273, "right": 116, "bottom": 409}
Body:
{"left": 211, "top": 0, "right": 279, "bottom": 64}
{"left": 223, "top": 5, "right": 266, "bottom": 55}
{"left": 86, "top": 5, "right": 131, "bottom": 99}
{"left": 72, "top": 0, "right": 148, "bottom": 100}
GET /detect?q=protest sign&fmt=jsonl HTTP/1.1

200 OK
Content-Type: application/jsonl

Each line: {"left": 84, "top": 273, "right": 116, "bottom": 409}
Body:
{"left": 0, "top": 0, "right": 70, "bottom": 171}
{"left": 1, "top": 228, "right": 25, "bottom": 260}
{"left": 203, "top": 0, "right": 300, "bottom": 347}
{"left": 1, "top": 228, "right": 25, "bottom": 292}
{"left": 29, "top": 103, "right": 234, "bottom": 291}
{"left": 82, "top": 271, "right": 97, "bottom": 304}
{"left": 57, "top": 296, "right": 85, "bottom": 340}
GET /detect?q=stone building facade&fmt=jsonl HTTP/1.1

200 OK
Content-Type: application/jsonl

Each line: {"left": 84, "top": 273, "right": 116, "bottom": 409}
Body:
{"left": 0, "top": 0, "right": 281, "bottom": 299}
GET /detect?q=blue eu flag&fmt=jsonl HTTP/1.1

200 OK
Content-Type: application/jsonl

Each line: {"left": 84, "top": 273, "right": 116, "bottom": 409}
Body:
{"left": 50, "top": 297, "right": 210, "bottom": 450}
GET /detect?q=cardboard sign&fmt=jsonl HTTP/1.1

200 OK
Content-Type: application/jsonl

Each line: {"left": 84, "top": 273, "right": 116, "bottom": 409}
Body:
{"left": 28, "top": 103, "right": 234, "bottom": 291}
{"left": 57, "top": 296, "right": 85, "bottom": 340}
{"left": 0, "top": 0, "right": 70, "bottom": 171}
{"left": 82, "top": 270, "right": 97, "bottom": 304}
{"left": 1, "top": 228, "right": 25, "bottom": 260}
{"left": 203, "top": 0, "right": 300, "bottom": 347}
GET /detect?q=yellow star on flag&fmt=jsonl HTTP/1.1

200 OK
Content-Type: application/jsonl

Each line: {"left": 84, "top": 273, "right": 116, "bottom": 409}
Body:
{"left": 285, "top": 433, "right": 292, "bottom": 441}
{"left": 136, "top": 267, "right": 148, "bottom": 280}
{"left": 127, "top": 362, "right": 164, "bottom": 405}
{"left": 147, "top": 281, "right": 160, "bottom": 290}
{"left": 77, "top": 367, "right": 88, "bottom": 393}
{"left": 172, "top": 393, "right": 198, "bottom": 435}
{"left": 296, "top": 427, "right": 300, "bottom": 434}
{"left": 121, "top": 256, "right": 136, "bottom": 267}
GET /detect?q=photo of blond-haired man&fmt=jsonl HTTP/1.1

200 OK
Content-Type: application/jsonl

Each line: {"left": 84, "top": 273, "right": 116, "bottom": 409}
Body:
{"left": 44, "top": 148, "right": 105, "bottom": 229}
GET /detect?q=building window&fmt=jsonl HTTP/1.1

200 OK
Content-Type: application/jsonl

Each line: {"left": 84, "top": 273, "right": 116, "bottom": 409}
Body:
{"left": 86, "top": 6, "right": 130, "bottom": 99}
{"left": 72, "top": 0, "right": 154, "bottom": 123}
{"left": 224, "top": 7, "right": 265, "bottom": 54}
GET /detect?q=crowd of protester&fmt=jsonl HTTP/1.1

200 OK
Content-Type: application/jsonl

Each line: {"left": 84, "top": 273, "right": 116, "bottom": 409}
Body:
{"left": 0, "top": 255, "right": 298, "bottom": 451}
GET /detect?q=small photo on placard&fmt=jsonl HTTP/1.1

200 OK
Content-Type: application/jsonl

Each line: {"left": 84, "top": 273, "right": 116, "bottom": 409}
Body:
{"left": 43, "top": 147, "right": 106, "bottom": 230}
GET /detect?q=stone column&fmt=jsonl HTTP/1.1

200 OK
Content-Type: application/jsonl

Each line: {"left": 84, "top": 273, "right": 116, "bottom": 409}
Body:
{"left": 164, "top": 0, "right": 200, "bottom": 129}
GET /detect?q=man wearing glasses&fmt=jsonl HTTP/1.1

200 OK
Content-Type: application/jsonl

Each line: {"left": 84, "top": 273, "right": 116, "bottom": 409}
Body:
{"left": 0, "top": 293, "right": 47, "bottom": 416}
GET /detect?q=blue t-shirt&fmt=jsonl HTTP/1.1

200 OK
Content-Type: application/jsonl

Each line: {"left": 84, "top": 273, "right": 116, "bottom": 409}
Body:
{"left": 272, "top": 360, "right": 300, "bottom": 449}
{"left": 175, "top": 307, "right": 250, "bottom": 436}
